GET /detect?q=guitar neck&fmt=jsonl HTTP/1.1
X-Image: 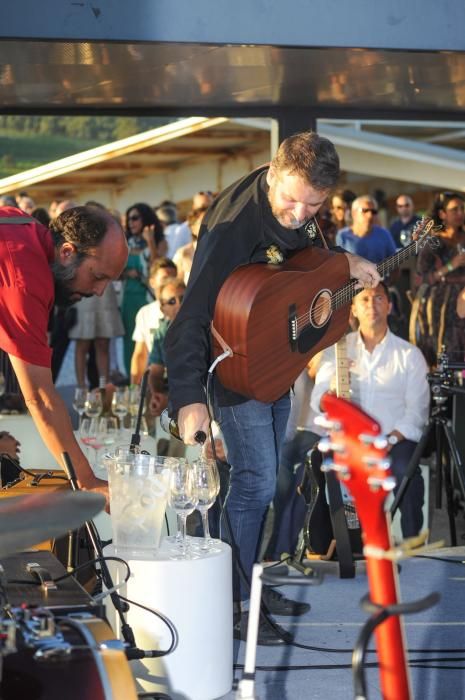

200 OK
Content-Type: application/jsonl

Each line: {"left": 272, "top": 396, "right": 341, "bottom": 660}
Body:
{"left": 364, "top": 511, "right": 412, "bottom": 700}
{"left": 335, "top": 336, "right": 350, "bottom": 400}
{"left": 332, "top": 240, "right": 417, "bottom": 312}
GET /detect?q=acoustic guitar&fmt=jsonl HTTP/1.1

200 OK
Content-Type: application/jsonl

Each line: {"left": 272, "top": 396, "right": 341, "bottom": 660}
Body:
{"left": 212, "top": 217, "right": 435, "bottom": 402}
{"left": 321, "top": 392, "right": 412, "bottom": 700}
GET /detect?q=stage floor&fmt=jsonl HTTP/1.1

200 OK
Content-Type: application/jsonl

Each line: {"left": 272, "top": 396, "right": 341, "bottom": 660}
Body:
{"left": 226, "top": 547, "right": 465, "bottom": 700}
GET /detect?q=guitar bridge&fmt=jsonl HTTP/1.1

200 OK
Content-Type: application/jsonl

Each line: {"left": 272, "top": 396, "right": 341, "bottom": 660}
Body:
{"left": 288, "top": 304, "right": 298, "bottom": 352}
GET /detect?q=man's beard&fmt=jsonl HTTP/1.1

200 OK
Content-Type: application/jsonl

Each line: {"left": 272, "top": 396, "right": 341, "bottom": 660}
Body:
{"left": 51, "top": 258, "right": 93, "bottom": 307}
{"left": 268, "top": 183, "right": 307, "bottom": 230}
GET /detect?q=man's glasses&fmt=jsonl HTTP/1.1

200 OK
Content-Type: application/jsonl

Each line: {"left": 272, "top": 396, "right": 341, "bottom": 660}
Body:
{"left": 396, "top": 203, "right": 410, "bottom": 208}
{"left": 160, "top": 295, "right": 184, "bottom": 306}
{"left": 360, "top": 207, "right": 378, "bottom": 215}
{"left": 128, "top": 214, "right": 141, "bottom": 222}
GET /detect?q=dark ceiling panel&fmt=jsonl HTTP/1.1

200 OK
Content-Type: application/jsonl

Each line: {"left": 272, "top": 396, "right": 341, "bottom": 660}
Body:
{"left": 0, "top": 41, "right": 465, "bottom": 118}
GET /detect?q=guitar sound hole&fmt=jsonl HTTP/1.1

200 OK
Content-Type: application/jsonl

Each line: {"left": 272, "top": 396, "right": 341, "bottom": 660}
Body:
{"left": 310, "top": 290, "right": 332, "bottom": 328}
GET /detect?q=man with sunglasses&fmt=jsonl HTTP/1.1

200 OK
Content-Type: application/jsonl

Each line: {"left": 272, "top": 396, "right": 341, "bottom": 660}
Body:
{"left": 390, "top": 195, "right": 420, "bottom": 249}
{"left": 336, "top": 194, "right": 396, "bottom": 263}
{"left": 148, "top": 278, "right": 186, "bottom": 417}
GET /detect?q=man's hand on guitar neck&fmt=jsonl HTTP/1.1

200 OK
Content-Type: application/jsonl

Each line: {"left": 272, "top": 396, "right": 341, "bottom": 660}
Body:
{"left": 344, "top": 253, "right": 381, "bottom": 290}
{"left": 178, "top": 403, "right": 210, "bottom": 445}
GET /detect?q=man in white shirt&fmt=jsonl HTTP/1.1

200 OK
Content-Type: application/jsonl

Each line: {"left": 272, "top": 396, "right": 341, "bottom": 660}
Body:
{"left": 129, "top": 257, "right": 177, "bottom": 385}
{"left": 311, "top": 282, "right": 430, "bottom": 538}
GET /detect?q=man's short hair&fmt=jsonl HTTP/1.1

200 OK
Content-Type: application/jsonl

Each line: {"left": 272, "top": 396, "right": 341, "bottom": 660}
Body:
{"left": 149, "top": 256, "right": 177, "bottom": 278}
{"left": 157, "top": 277, "right": 186, "bottom": 297}
{"left": 49, "top": 206, "right": 115, "bottom": 255}
{"left": 351, "top": 194, "right": 378, "bottom": 213}
{"left": 271, "top": 131, "right": 340, "bottom": 191}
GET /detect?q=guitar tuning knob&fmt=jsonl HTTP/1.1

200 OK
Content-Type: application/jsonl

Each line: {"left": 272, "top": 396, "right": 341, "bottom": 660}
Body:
{"left": 314, "top": 415, "right": 342, "bottom": 431}
{"left": 317, "top": 438, "right": 344, "bottom": 454}
{"left": 367, "top": 475, "right": 396, "bottom": 491}
{"left": 362, "top": 456, "right": 391, "bottom": 470}
{"left": 320, "top": 458, "right": 334, "bottom": 473}
{"left": 373, "top": 437, "right": 388, "bottom": 450}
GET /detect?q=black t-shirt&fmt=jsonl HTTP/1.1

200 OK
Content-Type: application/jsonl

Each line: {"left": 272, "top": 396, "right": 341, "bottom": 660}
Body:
{"left": 165, "top": 166, "right": 327, "bottom": 411}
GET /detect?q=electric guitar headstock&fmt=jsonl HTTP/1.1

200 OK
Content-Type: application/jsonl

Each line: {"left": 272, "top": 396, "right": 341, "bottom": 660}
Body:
{"left": 319, "top": 392, "right": 395, "bottom": 545}
{"left": 411, "top": 216, "right": 441, "bottom": 250}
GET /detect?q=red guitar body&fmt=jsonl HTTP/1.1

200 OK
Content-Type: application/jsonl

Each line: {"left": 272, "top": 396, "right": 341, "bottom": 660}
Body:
{"left": 321, "top": 393, "right": 412, "bottom": 700}
{"left": 212, "top": 246, "right": 350, "bottom": 401}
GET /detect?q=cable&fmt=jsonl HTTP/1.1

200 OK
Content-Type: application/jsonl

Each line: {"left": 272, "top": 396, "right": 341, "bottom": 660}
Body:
{"left": 118, "top": 594, "right": 178, "bottom": 658}
{"left": 52, "top": 555, "right": 131, "bottom": 585}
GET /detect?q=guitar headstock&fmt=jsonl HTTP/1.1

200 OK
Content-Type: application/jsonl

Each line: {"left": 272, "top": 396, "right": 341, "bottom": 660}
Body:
{"left": 319, "top": 393, "right": 395, "bottom": 535}
{"left": 411, "top": 216, "right": 441, "bottom": 250}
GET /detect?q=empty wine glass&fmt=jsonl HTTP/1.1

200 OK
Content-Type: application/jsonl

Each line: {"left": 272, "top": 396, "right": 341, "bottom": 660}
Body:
{"left": 0, "top": 372, "right": 5, "bottom": 398}
{"left": 112, "top": 387, "right": 129, "bottom": 433}
{"left": 168, "top": 460, "right": 199, "bottom": 560}
{"left": 84, "top": 391, "right": 103, "bottom": 419}
{"left": 73, "top": 387, "right": 87, "bottom": 429}
{"left": 192, "top": 458, "right": 220, "bottom": 552}
{"left": 128, "top": 385, "right": 141, "bottom": 418}
{"left": 97, "top": 416, "right": 119, "bottom": 473}
{"left": 79, "top": 417, "right": 100, "bottom": 466}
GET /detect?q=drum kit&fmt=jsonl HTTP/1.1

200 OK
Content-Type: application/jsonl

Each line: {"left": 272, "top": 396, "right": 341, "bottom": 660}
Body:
{"left": 0, "top": 489, "right": 139, "bottom": 699}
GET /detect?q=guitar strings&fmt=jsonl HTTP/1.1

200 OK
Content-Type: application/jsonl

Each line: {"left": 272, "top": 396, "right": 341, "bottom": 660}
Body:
{"left": 293, "top": 241, "right": 418, "bottom": 330}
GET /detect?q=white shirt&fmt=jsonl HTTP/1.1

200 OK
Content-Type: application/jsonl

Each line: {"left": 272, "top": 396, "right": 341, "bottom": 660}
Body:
{"left": 173, "top": 241, "right": 195, "bottom": 284}
{"left": 310, "top": 330, "right": 430, "bottom": 442}
{"left": 131, "top": 300, "right": 163, "bottom": 351}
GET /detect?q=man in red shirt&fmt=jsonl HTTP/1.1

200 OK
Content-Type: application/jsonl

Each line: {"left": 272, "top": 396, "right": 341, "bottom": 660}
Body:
{"left": 0, "top": 205, "right": 128, "bottom": 496}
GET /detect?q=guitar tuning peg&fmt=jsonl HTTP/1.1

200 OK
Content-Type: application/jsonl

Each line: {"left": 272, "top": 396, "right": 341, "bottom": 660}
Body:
{"left": 358, "top": 433, "right": 377, "bottom": 445}
{"left": 373, "top": 436, "right": 388, "bottom": 450}
{"left": 320, "top": 458, "right": 334, "bottom": 473}
{"left": 367, "top": 475, "right": 396, "bottom": 491}
{"left": 314, "top": 415, "right": 342, "bottom": 431}
{"left": 317, "top": 438, "right": 345, "bottom": 454}
{"left": 362, "top": 456, "right": 391, "bottom": 470}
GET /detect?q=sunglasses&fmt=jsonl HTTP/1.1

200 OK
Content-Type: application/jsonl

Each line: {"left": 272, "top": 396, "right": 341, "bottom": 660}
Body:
{"left": 160, "top": 295, "right": 184, "bottom": 306}
{"left": 360, "top": 208, "right": 378, "bottom": 215}
{"left": 128, "top": 214, "right": 141, "bottom": 222}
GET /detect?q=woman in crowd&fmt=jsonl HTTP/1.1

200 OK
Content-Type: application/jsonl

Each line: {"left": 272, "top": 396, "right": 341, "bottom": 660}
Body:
{"left": 121, "top": 202, "right": 165, "bottom": 376}
{"left": 412, "top": 191, "right": 465, "bottom": 365}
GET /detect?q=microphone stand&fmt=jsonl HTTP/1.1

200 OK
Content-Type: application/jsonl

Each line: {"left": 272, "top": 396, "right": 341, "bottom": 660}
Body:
{"left": 61, "top": 452, "right": 137, "bottom": 651}
{"left": 130, "top": 369, "right": 149, "bottom": 454}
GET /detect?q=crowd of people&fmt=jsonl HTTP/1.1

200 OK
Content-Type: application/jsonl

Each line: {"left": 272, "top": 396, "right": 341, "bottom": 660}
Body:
{"left": 1, "top": 132, "right": 465, "bottom": 647}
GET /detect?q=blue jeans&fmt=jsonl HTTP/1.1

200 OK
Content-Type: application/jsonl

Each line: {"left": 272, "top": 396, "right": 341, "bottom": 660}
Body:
{"left": 390, "top": 440, "right": 424, "bottom": 538}
{"left": 216, "top": 394, "right": 291, "bottom": 601}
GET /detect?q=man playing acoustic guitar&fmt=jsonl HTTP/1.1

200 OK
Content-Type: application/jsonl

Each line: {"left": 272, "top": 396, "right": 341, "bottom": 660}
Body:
{"left": 165, "top": 131, "right": 380, "bottom": 645}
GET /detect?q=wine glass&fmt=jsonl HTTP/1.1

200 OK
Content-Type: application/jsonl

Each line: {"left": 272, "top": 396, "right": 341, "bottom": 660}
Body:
{"left": 0, "top": 371, "right": 5, "bottom": 398}
{"left": 128, "top": 385, "right": 141, "bottom": 418}
{"left": 112, "top": 387, "right": 129, "bottom": 433}
{"left": 72, "top": 387, "right": 87, "bottom": 430}
{"left": 192, "top": 458, "right": 220, "bottom": 552}
{"left": 168, "top": 460, "right": 199, "bottom": 559}
{"left": 79, "top": 417, "right": 100, "bottom": 466}
{"left": 84, "top": 391, "right": 103, "bottom": 419}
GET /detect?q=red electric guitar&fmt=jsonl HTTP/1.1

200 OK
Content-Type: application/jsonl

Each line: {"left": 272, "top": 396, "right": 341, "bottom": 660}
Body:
{"left": 212, "top": 217, "right": 436, "bottom": 402}
{"left": 320, "top": 392, "right": 412, "bottom": 700}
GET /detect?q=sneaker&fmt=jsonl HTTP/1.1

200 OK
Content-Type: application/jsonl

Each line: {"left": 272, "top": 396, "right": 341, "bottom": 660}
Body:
{"left": 233, "top": 611, "right": 293, "bottom": 646}
{"left": 261, "top": 585, "right": 310, "bottom": 616}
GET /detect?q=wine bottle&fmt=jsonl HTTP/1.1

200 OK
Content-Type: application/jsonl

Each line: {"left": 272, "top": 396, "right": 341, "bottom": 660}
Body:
{"left": 160, "top": 409, "right": 206, "bottom": 444}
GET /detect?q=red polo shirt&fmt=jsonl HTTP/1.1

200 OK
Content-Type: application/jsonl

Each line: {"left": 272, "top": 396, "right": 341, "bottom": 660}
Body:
{"left": 0, "top": 207, "right": 55, "bottom": 367}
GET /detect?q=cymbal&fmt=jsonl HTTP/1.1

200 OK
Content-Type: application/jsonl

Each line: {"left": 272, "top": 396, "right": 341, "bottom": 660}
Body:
{"left": 0, "top": 491, "right": 105, "bottom": 558}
